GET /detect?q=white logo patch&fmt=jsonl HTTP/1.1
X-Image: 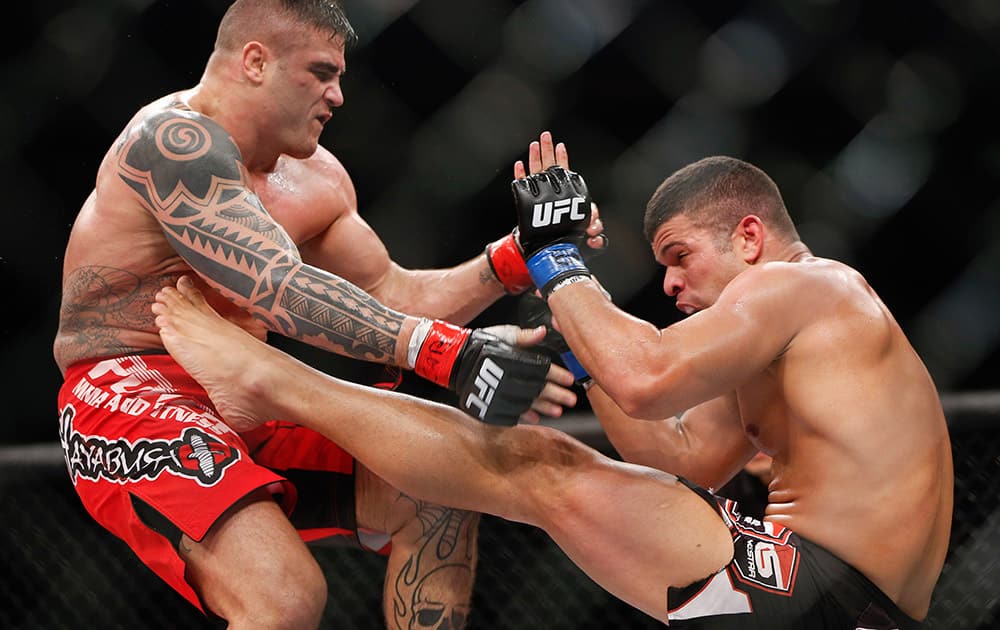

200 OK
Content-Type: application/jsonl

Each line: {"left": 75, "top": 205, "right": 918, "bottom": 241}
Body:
{"left": 465, "top": 358, "right": 505, "bottom": 419}
{"left": 531, "top": 197, "right": 587, "bottom": 227}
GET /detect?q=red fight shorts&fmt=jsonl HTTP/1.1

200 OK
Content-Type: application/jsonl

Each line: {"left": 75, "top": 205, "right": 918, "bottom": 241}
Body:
{"left": 57, "top": 353, "right": 363, "bottom": 611}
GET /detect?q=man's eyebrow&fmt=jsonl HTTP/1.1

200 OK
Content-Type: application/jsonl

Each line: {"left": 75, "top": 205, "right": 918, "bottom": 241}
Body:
{"left": 309, "top": 61, "right": 343, "bottom": 76}
{"left": 657, "top": 240, "right": 683, "bottom": 256}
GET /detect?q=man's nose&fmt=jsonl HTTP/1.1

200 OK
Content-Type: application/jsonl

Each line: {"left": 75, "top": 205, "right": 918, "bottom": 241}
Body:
{"left": 324, "top": 84, "right": 344, "bottom": 109}
{"left": 663, "top": 269, "right": 682, "bottom": 297}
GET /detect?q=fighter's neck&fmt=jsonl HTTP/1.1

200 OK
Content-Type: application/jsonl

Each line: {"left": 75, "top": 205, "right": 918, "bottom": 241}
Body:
{"left": 785, "top": 242, "right": 813, "bottom": 262}
{"left": 758, "top": 240, "right": 813, "bottom": 266}
{"left": 176, "top": 85, "right": 280, "bottom": 173}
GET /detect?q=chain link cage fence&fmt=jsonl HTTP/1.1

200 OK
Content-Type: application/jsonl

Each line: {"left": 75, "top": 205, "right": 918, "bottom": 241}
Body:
{"left": 1, "top": 395, "right": 997, "bottom": 629}
{"left": 6, "top": 0, "right": 1000, "bottom": 628}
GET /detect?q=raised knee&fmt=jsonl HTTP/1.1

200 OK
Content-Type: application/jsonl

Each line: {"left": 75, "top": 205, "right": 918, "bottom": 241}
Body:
{"left": 222, "top": 557, "right": 327, "bottom": 629}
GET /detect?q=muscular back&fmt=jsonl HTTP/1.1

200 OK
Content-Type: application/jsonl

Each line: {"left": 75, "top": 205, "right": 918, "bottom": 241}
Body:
{"left": 738, "top": 258, "right": 953, "bottom": 618}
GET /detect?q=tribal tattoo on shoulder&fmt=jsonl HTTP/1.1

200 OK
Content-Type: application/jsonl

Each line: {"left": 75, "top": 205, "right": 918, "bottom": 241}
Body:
{"left": 117, "top": 111, "right": 406, "bottom": 363}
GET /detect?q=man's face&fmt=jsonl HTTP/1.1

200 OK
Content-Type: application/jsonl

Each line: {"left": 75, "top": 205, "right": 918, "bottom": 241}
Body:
{"left": 650, "top": 213, "right": 744, "bottom": 314}
{"left": 264, "top": 30, "right": 346, "bottom": 158}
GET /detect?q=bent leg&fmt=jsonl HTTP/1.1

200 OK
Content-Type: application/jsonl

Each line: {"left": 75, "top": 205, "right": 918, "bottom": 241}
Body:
{"left": 503, "top": 427, "right": 734, "bottom": 623}
{"left": 356, "top": 464, "right": 478, "bottom": 629}
{"left": 155, "top": 278, "right": 732, "bottom": 623}
{"left": 181, "top": 490, "right": 327, "bottom": 629}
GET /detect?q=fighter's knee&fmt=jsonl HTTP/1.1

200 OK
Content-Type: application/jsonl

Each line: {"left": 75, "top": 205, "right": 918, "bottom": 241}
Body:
{"left": 284, "top": 559, "right": 329, "bottom": 623}
{"left": 204, "top": 550, "right": 326, "bottom": 629}
{"left": 233, "top": 560, "right": 327, "bottom": 629}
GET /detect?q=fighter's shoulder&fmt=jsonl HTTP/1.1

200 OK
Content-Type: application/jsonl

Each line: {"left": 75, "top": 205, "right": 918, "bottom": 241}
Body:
{"left": 299, "top": 145, "right": 358, "bottom": 205}
{"left": 304, "top": 144, "right": 352, "bottom": 181}
{"left": 118, "top": 97, "right": 236, "bottom": 157}
{"left": 749, "top": 259, "right": 873, "bottom": 317}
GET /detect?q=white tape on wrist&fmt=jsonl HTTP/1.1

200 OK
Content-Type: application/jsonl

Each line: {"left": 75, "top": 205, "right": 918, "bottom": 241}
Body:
{"left": 407, "top": 318, "right": 433, "bottom": 370}
{"left": 547, "top": 274, "right": 591, "bottom": 297}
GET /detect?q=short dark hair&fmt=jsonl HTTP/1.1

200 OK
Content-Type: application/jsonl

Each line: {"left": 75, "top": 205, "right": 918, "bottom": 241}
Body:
{"left": 217, "top": 0, "right": 358, "bottom": 52}
{"left": 643, "top": 156, "right": 798, "bottom": 244}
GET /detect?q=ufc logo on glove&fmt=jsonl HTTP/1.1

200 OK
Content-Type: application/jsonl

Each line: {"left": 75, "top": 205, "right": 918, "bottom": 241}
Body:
{"left": 531, "top": 197, "right": 587, "bottom": 227}
{"left": 465, "top": 358, "right": 504, "bottom": 419}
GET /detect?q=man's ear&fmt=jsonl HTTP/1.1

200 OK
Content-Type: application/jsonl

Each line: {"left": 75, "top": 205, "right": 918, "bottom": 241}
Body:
{"left": 736, "top": 215, "right": 764, "bottom": 263}
{"left": 241, "top": 41, "right": 267, "bottom": 84}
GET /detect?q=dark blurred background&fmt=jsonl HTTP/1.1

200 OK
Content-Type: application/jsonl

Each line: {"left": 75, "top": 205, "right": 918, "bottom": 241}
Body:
{"left": 4, "top": 0, "right": 1000, "bottom": 444}
{"left": 4, "top": 0, "right": 1000, "bottom": 446}
{"left": 2, "top": 1, "right": 999, "bottom": 628}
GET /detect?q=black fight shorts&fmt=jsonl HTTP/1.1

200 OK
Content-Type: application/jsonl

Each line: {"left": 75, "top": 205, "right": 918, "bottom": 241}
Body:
{"left": 666, "top": 479, "right": 922, "bottom": 629}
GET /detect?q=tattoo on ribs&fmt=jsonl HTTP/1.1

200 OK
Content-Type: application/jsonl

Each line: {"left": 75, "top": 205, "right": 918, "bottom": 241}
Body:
{"left": 58, "top": 267, "right": 176, "bottom": 361}
{"left": 115, "top": 112, "right": 405, "bottom": 362}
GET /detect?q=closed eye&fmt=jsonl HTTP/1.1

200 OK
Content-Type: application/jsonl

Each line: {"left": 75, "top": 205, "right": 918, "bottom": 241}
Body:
{"left": 309, "top": 61, "right": 342, "bottom": 82}
{"left": 665, "top": 251, "right": 687, "bottom": 267}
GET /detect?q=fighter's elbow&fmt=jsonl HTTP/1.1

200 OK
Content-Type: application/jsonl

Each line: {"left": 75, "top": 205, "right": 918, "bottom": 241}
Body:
{"left": 620, "top": 395, "right": 663, "bottom": 421}
{"left": 602, "top": 358, "right": 692, "bottom": 420}
{"left": 604, "top": 374, "right": 666, "bottom": 420}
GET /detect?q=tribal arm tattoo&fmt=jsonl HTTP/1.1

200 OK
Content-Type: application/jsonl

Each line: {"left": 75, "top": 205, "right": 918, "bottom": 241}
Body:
{"left": 117, "top": 110, "right": 407, "bottom": 364}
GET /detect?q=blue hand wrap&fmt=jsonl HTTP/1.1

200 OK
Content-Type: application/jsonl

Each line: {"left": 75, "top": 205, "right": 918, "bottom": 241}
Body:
{"left": 560, "top": 350, "right": 591, "bottom": 384}
{"left": 526, "top": 243, "right": 591, "bottom": 298}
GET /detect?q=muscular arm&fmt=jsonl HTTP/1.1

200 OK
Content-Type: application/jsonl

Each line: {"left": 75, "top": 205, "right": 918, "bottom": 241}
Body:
{"left": 118, "top": 110, "right": 414, "bottom": 365}
{"left": 548, "top": 266, "right": 800, "bottom": 419}
{"left": 299, "top": 208, "right": 505, "bottom": 325}
{"left": 587, "top": 387, "right": 757, "bottom": 490}
{"left": 299, "top": 129, "right": 603, "bottom": 325}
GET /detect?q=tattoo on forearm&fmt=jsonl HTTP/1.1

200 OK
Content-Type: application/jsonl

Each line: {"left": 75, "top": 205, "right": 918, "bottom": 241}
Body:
{"left": 479, "top": 265, "right": 496, "bottom": 286}
{"left": 116, "top": 112, "right": 406, "bottom": 362}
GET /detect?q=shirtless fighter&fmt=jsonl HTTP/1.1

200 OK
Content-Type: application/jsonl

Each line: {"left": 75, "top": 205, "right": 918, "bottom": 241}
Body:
{"left": 525, "top": 155, "right": 954, "bottom": 627}
{"left": 53, "top": 1, "right": 599, "bottom": 627}
{"left": 153, "top": 153, "right": 951, "bottom": 628}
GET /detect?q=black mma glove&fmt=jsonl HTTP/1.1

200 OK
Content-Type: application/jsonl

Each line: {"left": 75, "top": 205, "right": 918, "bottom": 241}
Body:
{"left": 410, "top": 320, "right": 551, "bottom": 425}
{"left": 513, "top": 165, "right": 593, "bottom": 258}
{"left": 487, "top": 165, "right": 607, "bottom": 294}
{"left": 518, "top": 293, "right": 591, "bottom": 387}
{"left": 509, "top": 165, "right": 594, "bottom": 298}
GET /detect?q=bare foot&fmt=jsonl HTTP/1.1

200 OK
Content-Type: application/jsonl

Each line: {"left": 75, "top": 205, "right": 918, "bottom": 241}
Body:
{"left": 152, "top": 276, "right": 278, "bottom": 432}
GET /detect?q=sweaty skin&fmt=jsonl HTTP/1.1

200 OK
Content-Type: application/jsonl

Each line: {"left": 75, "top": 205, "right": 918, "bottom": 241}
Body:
{"left": 53, "top": 37, "right": 576, "bottom": 418}
{"left": 151, "top": 276, "right": 735, "bottom": 624}
{"left": 53, "top": 89, "right": 415, "bottom": 372}
{"left": 55, "top": 89, "right": 484, "bottom": 372}
{"left": 557, "top": 212, "right": 953, "bottom": 620}
{"left": 53, "top": 13, "right": 580, "bottom": 628}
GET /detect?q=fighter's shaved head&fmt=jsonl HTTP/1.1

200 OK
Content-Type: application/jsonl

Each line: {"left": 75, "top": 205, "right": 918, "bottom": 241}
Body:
{"left": 214, "top": 0, "right": 357, "bottom": 55}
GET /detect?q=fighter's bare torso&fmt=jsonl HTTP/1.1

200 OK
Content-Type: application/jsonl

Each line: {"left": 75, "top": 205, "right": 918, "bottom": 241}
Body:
{"left": 54, "top": 94, "right": 361, "bottom": 373}
{"left": 731, "top": 257, "right": 953, "bottom": 618}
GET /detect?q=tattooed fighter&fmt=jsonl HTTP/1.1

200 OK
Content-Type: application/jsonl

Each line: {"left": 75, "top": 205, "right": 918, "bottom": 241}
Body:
{"left": 53, "top": 1, "right": 601, "bottom": 628}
